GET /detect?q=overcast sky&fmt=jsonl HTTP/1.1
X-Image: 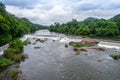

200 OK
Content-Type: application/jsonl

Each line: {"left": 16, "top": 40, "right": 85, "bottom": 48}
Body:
{"left": 0, "top": 0, "right": 120, "bottom": 25}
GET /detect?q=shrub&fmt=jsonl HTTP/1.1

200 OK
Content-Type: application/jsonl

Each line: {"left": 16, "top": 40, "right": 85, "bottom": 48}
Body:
{"left": 110, "top": 54, "right": 120, "bottom": 60}
{"left": 23, "top": 40, "right": 28, "bottom": 45}
{"left": 116, "top": 35, "right": 120, "bottom": 39}
{"left": 4, "top": 48, "right": 22, "bottom": 59}
{"left": 0, "top": 35, "right": 12, "bottom": 46}
{"left": 4, "top": 48, "right": 14, "bottom": 59}
{"left": 9, "top": 39, "right": 24, "bottom": 52}
{"left": 3, "top": 39, "right": 26, "bottom": 63}
{"left": 0, "top": 58, "right": 13, "bottom": 68}
{"left": 10, "top": 69, "right": 19, "bottom": 80}
{"left": 13, "top": 54, "right": 25, "bottom": 62}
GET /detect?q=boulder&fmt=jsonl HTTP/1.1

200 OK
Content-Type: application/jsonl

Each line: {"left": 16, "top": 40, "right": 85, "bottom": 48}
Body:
{"left": 28, "top": 41, "right": 31, "bottom": 44}
{"left": 33, "top": 42, "right": 36, "bottom": 45}
{"left": 36, "top": 39, "right": 45, "bottom": 43}
{"left": 91, "top": 48, "right": 105, "bottom": 51}
{"left": 65, "top": 44, "right": 68, "bottom": 48}
{"left": 73, "top": 48, "right": 80, "bottom": 52}
{"left": 53, "top": 40, "right": 55, "bottom": 42}
{"left": 33, "top": 38, "right": 36, "bottom": 39}
{"left": 73, "top": 48, "right": 87, "bottom": 52}
{"left": 24, "top": 54, "right": 28, "bottom": 58}
{"left": 69, "top": 41, "right": 80, "bottom": 45}
{"left": 69, "top": 39, "right": 99, "bottom": 46}
{"left": 80, "top": 39, "right": 99, "bottom": 46}
{"left": 79, "top": 48, "right": 88, "bottom": 52}
{"left": 34, "top": 46, "right": 41, "bottom": 49}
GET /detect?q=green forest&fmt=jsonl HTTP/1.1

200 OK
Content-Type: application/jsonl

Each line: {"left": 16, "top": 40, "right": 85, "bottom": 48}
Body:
{"left": 0, "top": 2, "right": 46, "bottom": 46}
{"left": 49, "top": 15, "right": 120, "bottom": 39}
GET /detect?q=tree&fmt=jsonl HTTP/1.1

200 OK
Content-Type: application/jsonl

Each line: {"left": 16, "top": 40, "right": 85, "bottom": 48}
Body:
{"left": 0, "top": 2, "right": 5, "bottom": 12}
{"left": 0, "top": 2, "right": 45, "bottom": 46}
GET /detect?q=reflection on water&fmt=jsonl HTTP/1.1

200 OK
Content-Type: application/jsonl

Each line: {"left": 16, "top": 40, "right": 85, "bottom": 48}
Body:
{"left": 19, "top": 30, "right": 120, "bottom": 80}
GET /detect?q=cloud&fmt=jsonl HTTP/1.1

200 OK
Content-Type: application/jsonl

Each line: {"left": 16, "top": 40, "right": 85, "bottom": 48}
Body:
{"left": 1, "top": 0, "right": 120, "bottom": 25}
{"left": 0, "top": 0, "right": 39, "bottom": 8}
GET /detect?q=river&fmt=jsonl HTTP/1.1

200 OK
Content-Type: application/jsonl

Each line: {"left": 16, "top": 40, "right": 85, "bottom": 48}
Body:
{"left": 1, "top": 30, "right": 120, "bottom": 80}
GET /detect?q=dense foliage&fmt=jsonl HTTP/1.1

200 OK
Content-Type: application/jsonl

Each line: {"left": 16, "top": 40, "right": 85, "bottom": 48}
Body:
{"left": 3, "top": 39, "right": 26, "bottom": 62}
{"left": 0, "top": 2, "right": 46, "bottom": 46}
{"left": 0, "top": 39, "right": 26, "bottom": 70}
{"left": 0, "top": 58, "right": 13, "bottom": 68}
{"left": 49, "top": 15, "right": 120, "bottom": 39}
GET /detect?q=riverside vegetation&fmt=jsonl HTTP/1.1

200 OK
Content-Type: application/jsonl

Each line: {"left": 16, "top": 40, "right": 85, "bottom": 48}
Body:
{"left": 0, "top": 39, "right": 28, "bottom": 69}
{"left": 0, "top": 2, "right": 46, "bottom": 79}
{"left": 0, "top": 2, "right": 47, "bottom": 46}
{"left": 49, "top": 15, "right": 120, "bottom": 39}
{"left": 0, "top": 2, "right": 46, "bottom": 69}
{"left": 0, "top": 39, "right": 27, "bottom": 79}
{"left": 110, "top": 54, "right": 120, "bottom": 60}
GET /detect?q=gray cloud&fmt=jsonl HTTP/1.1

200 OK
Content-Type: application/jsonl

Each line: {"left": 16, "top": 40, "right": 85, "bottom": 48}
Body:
{"left": 1, "top": 0, "right": 36, "bottom": 7}
{"left": 0, "top": 0, "right": 120, "bottom": 25}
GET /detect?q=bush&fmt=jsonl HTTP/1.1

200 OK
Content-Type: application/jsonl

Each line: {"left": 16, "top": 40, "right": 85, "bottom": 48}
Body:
{"left": 0, "top": 58, "right": 13, "bottom": 68}
{"left": 0, "top": 35, "right": 12, "bottom": 46}
{"left": 116, "top": 35, "right": 120, "bottom": 39}
{"left": 110, "top": 54, "right": 120, "bottom": 60}
{"left": 9, "top": 39, "right": 24, "bottom": 52}
{"left": 23, "top": 40, "right": 28, "bottom": 45}
{"left": 3, "top": 39, "right": 26, "bottom": 63}
{"left": 13, "top": 54, "right": 25, "bottom": 62}
{"left": 4, "top": 48, "right": 14, "bottom": 59}
{"left": 10, "top": 69, "right": 19, "bottom": 80}
{"left": 4, "top": 48, "right": 22, "bottom": 59}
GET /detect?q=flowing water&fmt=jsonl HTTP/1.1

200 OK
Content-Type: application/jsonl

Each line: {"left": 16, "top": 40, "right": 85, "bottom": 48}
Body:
{"left": 0, "top": 44, "right": 9, "bottom": 56}
{"left": 1, "top": 30, "right": 120, "bottom": 80}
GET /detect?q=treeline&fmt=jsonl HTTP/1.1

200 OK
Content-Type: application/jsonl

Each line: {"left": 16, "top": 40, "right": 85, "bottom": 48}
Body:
{"left": 49, "top": 14, "right": 120, "bottom": 39}
{"left": 0, "top": 2, "right": 46, "bottom": 46}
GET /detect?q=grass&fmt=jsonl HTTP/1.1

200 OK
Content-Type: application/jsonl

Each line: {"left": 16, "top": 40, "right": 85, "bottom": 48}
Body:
{"left": 73, "top": 43, "right": 91, "bottom": 48}
{"left": 110, "top": 54, "right": 120, "bottom": 60}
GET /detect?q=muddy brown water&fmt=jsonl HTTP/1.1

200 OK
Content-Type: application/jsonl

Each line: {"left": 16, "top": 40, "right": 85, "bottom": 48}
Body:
{"left": 18, "top": 30, "right": 120, "bottom": 80}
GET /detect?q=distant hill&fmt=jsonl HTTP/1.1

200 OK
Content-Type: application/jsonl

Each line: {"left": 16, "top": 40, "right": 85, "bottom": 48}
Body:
{"left": 84, "top": 17, "right": 99, "bottom": 21}
{"left": 110, "top": 14, "right": 120, "bottom": 21}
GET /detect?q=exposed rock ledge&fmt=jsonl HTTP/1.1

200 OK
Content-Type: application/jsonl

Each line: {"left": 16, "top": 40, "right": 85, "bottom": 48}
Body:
{"left": 69, "top": 39, "right": 100, "bottom": 46}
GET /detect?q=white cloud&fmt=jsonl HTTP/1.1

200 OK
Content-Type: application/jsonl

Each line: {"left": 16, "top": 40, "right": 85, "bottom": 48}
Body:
{"left": 3, "top": 0, "right": 120, "bottom": 25}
